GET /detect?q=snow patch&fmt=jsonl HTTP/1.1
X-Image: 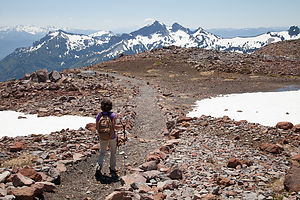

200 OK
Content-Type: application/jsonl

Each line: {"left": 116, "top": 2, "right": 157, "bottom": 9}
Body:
{"left": 187, "top": 90, "right": 300, "bottom": 127}
{"left": 0, "top": 111, "right": 95, "bottom": 137}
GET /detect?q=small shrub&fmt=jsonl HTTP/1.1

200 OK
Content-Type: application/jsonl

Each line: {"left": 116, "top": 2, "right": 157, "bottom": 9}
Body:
{"left": 1, "top": 153, "right": 34, "bottom": 168}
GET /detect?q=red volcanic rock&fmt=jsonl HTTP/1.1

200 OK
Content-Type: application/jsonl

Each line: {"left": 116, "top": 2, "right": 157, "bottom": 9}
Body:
{"left": 19, "top": 166, "right": 42, "bottom": 182}
{"left": 176, "top": 116, "right": 193, "bottom": 123}
{"left": 169, "top": 129, "right": 181, "bottom": 139}
{"left": 9, "top": 142, "right": 25, "bottom": 152}
{"left": 168, "top": 167, "right": 182, "bottom": 180}
{"left": 260, "top": 143, "right": 282, "bottom": 154}
{"left": 12, "top": 186, "right": 42, "bottom": 200}
{"left": 292, "top": 124, "right": 300, "bottom": 133}
{"left": 85, "top": 123, "right": 96, "bottom": 132}
{"left": 292, "top": 154, "right": 300, "bottom": 162}
{"left": 227, "top": 158, "right": 242, "bottom": 169}
{"left": 276, "top": 121, "right": 294, "bottom": 130}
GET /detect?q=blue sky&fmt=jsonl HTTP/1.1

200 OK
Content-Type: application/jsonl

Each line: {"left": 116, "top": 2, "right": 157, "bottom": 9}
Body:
{"left": 1, "top": 0, "right": 299, "bottom": 32}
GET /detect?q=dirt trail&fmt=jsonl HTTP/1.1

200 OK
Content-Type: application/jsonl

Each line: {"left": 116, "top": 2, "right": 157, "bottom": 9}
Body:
{"left": 44, "top": 72, "right": 165, "bottom": 200}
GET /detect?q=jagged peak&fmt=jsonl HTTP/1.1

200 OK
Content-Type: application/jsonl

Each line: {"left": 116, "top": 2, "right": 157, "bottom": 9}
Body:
{"left": 171, "top": 22, "right": 191, "bottom": 33}
{"left": 130, "top": 20, "right": 168, "bottom": 37}
{"left": 47, "top": 29, "right": 88, "bottom": 38}
{"left": 145, "top": 20, "right": 165, "bottom": 27}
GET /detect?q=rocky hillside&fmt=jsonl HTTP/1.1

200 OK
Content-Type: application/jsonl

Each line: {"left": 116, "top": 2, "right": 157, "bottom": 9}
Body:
{"left": 0, "top": 45, "right": 299, "bottom": 199}
{"left": 254, "top": 38, "right": 300, "bottom": 59}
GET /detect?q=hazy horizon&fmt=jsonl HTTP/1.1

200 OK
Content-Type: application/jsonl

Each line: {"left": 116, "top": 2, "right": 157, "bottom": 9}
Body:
{"left": 1, "top": 0, "right": 299, "bottom": 32}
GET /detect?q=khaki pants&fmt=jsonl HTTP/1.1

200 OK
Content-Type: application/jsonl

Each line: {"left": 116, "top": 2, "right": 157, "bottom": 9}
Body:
{"left": 98, "top": 138, "right": 117, "bottom": 171}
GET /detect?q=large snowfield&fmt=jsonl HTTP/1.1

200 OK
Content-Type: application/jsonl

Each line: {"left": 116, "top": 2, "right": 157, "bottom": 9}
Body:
{"left": 187, "top": 90, "right": 300, "bottom": 127}
{"left": 0, "top": 111, "right": 95, "bottom": 137}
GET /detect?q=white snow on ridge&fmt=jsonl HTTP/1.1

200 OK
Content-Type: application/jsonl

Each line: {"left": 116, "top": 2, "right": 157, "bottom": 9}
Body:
{"left": 89, "top": 30, "right": 113, "bottom": 37}
{"left": 19, "top": 22, "right": 300, "bottom": 57}
{"left": 187, "top": 90, "right": 300, "bottom": 127}
{"left": 215, "top": 31, "right": 300, "bottom": 53}
{"left": 60, "top": 32, "right": 95, "bottom": 51}
{"left": 170, "top": 30, "right": 197, "bottom": 47}
{"left": 28, "top": 41, "right": 46, "bottom": 52}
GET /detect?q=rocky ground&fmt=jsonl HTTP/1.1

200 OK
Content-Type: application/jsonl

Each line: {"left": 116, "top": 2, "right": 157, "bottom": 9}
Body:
{"left": 254, "top": 39, "right": 300, "bottom": 59}
{"left": 0, "top": 43, "right": 299, "bottom": 200}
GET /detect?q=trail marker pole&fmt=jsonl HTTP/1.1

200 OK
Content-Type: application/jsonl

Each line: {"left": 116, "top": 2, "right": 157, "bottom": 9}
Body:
{"left": 122, "top": 122, "right": 127, "bottom": 175}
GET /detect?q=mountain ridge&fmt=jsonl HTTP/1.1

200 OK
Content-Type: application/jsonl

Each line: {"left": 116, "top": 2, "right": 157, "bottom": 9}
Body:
{"left": 0, "top": 21, "right": 299, "bottom": 81}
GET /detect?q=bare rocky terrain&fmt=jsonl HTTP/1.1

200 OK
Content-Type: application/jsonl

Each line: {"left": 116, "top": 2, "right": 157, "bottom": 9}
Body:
{"left": 0, "top": 40, "right": 300, "bottom": 200}
{"left": 254, "top": 38, "right": 300, "bottom": 59}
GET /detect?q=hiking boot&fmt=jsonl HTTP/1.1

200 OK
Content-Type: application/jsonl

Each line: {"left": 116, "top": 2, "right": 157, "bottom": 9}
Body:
{"left": 109, "top": 168, "right": 119, "bottom": 179}
{"left": 95, "top": 165, "right": 102, "bottom": 178}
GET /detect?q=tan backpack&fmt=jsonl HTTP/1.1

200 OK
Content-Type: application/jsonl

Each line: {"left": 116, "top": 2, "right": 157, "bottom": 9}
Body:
{"left": 96, "top": 113, "right": 114, "bottom": 140}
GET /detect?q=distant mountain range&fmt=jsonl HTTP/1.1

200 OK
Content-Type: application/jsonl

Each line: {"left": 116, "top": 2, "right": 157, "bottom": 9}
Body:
{"left": 207, "top": 27, "right": 290, "bottom": 38}
{"left": 0, "top": 25, "right": 97, "bottom": 59}
{"left": 0, "top": 22, "right": 299, "bottom": 81}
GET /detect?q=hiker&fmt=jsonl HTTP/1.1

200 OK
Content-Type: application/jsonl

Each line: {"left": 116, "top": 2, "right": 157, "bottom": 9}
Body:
{"left": 95, "top": 99, "right": 118, "bottom": 179}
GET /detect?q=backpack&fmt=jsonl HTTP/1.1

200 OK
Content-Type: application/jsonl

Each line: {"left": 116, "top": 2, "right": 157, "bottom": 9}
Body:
{"left": 96, "top": 112, "right": 114, "bottom": 141}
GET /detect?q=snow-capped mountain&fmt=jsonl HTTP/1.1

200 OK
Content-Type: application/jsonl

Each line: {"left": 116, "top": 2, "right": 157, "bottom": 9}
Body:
{"left": 0, "top": 25, "right": 97, "bottom": 60}
{"left": 215, "top": 27, "right": 300, "bottom": 53}
{"left": 0, "top": 25, "right": 61, "bottom": 60}
{"left": 0, "top": 21, "right": 299, "bottom": 81}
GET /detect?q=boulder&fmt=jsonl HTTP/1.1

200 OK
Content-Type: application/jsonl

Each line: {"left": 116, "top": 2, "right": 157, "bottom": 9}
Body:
{"left": 12, "top": 186, "right": 42, "bottom": 200}
{"left": 260, "top": 143, "right": 282, "bottom": 154}
{"left": 146, "top": 154, "right": 161, "bottom": 163}
{"left": 56, "top": 162, "right": 67, "bottom": 172}
{"left": 30, "top": 72, "right": 39, "bottom": 82}
{"left": 0, "top": 171, "right": 11, "bottom": 183}
{"left": 216, "top": 176, "right": 234, "bottom": 187}
{"left": 48, "top": 168, "right": 61, "bottom": 185}
{"left": 9, "top": 142, "right": 25, "bottom": 152}
{"left": 19, "top": 166, "right": 42, "bottom": 182}
{"left": 159, "top": 145, "right": 172, "bottom": 154}
{"left": 142, "top": 170, "right": 161, "bottom": 181}
{"left": 33, "top": 182, "right": 56, "bottom": 192}
{"left": 120, "top": 173, "right": 146, "bottom": 186}
{"left": 168, "top": 167, "right": 182, "bottom": 180}
{"left": 157, "top": 180, "right": 179, "bottom": 191}
{"left": 292, "top": 124, "right": 300, "bottom": 133}
{"left": 105, "top": 191, "right": 141, "bottom": 200}
{"left": 131, "top": 182, "right": 152, "bottom": 193}
{"left": 146, "top": 150, "right": 167, "bottom": 162}
{"left": 140, "top": 161, "right": 158, "bottom": 171}
{"left": 227, "top": 158, "right": 242, "bottom": 169}
{"left": 12, "top": 173, "right": 34, "bottom": 187}
{"left": 49, "top": 70, "right": 61, "bottom": 82}
{"left": 166, "top": 120, "right": 175, "bottom": 130}
{"left": 276, "top": 121, "right": 294, "bottom": 130}
{"left": 169, "top": 129, "right": 181, "bottom": 139}
{"left": 36, "top": 69, "right": 49, "bottom": 82}
{"left": 85, "top": 123, "right": 96, "bottom": 132}
{"left": 284, "top": 164, "right": 300, "bottom": 192}
{"left": 176, "top": 116, "right": 193, "bottom": 123}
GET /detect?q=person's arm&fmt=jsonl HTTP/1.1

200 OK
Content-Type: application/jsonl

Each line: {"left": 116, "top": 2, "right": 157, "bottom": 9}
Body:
{"left": 95, "top": 113, "right": 101, "bottom": 133}
{"left": 112, "top": 117, "right": 116, "bottom": 131}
